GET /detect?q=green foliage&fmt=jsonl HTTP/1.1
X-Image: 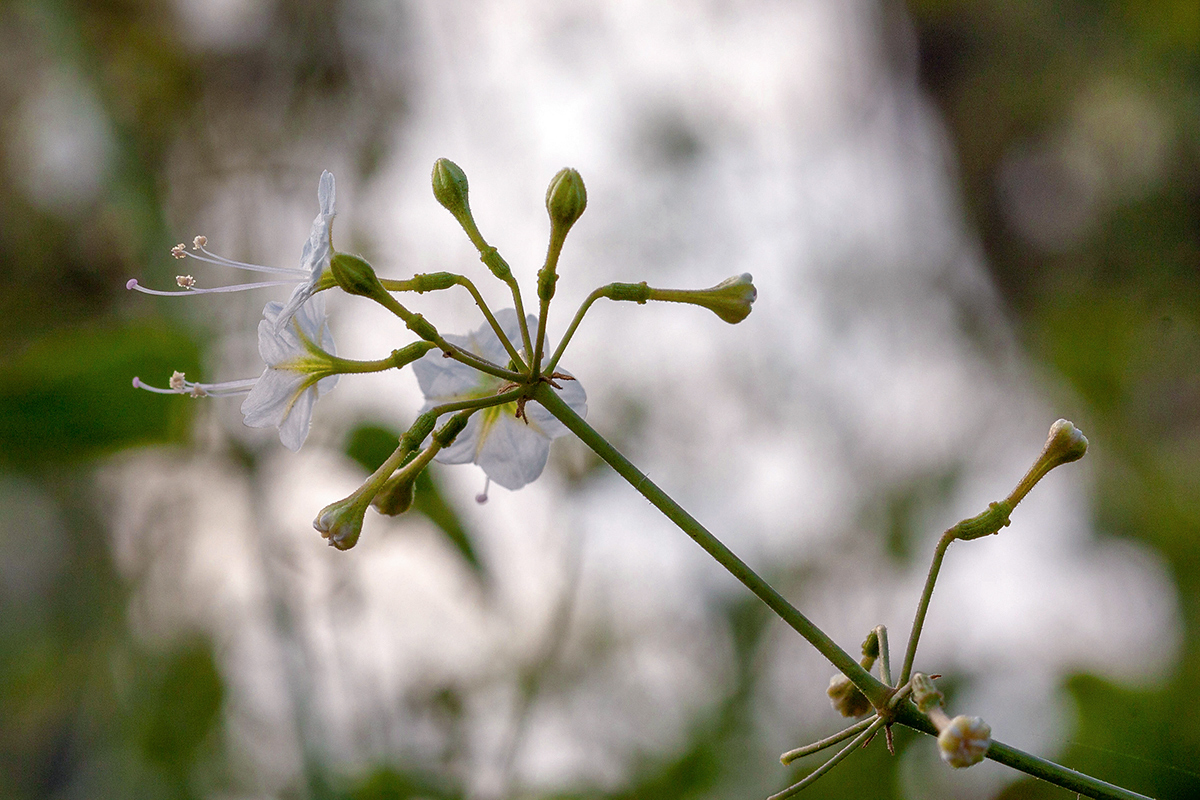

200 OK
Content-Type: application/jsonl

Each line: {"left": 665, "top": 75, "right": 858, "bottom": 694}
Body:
{"left": 0, "top": 324, "right": 199, "bottom": 467}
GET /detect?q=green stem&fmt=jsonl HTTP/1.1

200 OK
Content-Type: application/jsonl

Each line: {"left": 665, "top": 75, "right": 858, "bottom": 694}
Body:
{"left": 771, "top": 717, "right": 885, "bottom": 800}
{"left": 544, "top": 286, "right": 606, "bottom": 375}
{"left": 454, "top": 275, "right": 526, "bottom": 370}
{"left": 780, "top": 717, "right": 877, "bottom": 765}
{"left": 370, "top": 290, "right": 524, "bottom": 382}
{"left": 892, "top": 705, "right": 1154, "bottom": 800}
{"left": 539, "top": 384, "right": 1152, "bottom": 800}
{"left": 875, "top": 625, "right": 892, "bottom": 687}
{"left": 899, "top": 530, "right": 954, "bottom": 686}
{"left": 532, "top": 382, "right": 888, "bottom": 707}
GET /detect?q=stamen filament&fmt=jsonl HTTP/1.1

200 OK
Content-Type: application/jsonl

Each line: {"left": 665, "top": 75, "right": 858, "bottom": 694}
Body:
{"left": 127, "top": 279, "right": 298, "bottom": 296}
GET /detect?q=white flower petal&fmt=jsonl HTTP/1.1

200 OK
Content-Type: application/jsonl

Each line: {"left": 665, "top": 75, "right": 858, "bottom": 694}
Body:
{"left": 276, "top": 384, "right": 318, "bottom": 451}
{"left": 434, "top": 415, "right": 487, "bottom": 465}
{"left": 413, "top": 352, "right": 491, "bottom": 399}
{"left": 414, "top": 308, "right": 587, "bottom": 492}
{"left": 475, "top": 413, "right": 552, "bottom": 490}
{"left": 275, "top": 172, "right": 336, "bottom": 330}
{"left": 241, "top": 368, "right": 305, "bottom": 428}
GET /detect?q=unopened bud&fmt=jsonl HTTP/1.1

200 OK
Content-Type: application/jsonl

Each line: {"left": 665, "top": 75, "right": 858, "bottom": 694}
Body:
{"left": 331, "top": 253, "right": 386, "bottom": 300}
{"left": 431, "top": 158, "right": 472, "bottom": 224}
{"left": 826, "top": 674, "right": 872, "bottom": 718}
{"left": 1007, "top": 419, "right": 1090, "bottom": 507}
{"left": 937, "top": 715, "right": 991, "bottom": 768}
{"left": 1042, "top": 419, "right": 1089, "bottom": 467}
{"left": 910, "top": 673, "right": 944, "bottom": 714}
{"left": 647, "top": 274, "right": 757, "bottom": 324}
{"left": 545, "top": 167, "right": 587, "bottom": 233}
{"left": 314, "top": 495, "right": 368, "bottom": 551}
{"left": 372, "top": 465, "right": 418, "bottom": 516}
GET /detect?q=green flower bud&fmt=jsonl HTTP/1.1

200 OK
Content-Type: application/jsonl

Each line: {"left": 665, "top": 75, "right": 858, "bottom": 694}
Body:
{"left": 937, "top": 715, "right": 991, "bottom": 768}
{"left": 545, "top": 167, "right": 587, "bottom": 233}
{"left": 646, "top": 273, "right": 758, "bottom": 324}
{"left": 432, "top": 158, "right": 472, "bottom": 223}
{"left": 861, "top": 629, "right": 880, "bottom": 660}
{"left": 826, "top": 674, "right": 872, "bottom": 718}
{"left": 314, "top": 495, "right": 369, "bottom": 550}
{"left": 372, "top": 452, "right": 420, "bottom": 516}
{"left": 330, "top": 253, "right": 386, "bottom": 300}
{"left": 910, "top": 673, "right": 945, "bottom": 714}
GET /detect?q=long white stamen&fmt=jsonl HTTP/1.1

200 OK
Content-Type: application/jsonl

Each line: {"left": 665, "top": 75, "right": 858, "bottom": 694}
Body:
{"left": 127, "top": 278, "right": 298, "bottom": 296}
{"left": 132, "top": 374, "right": 257, "bottom": 397}
{"left": 189, "top": 244, "right": 306, "bottom": 276}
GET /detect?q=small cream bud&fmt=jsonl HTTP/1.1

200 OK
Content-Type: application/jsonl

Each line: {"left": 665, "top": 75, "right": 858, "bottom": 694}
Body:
{"left": 1043, "top": 419, "right": 1088, "bottom": 467}
{"left": 1006, "top": 419, "right": 1090, "bottom": 508}
{"left": 826, "top": 674, "right": 872, "bottom": 718}
{"left": 910, "top": 673, "right": 944, "bottom": 714}
{"left": 937, "top": 715, "right": 991, "bottom": 768}
{"left": 545, "top": 167, "right": 587, "bottom": 233}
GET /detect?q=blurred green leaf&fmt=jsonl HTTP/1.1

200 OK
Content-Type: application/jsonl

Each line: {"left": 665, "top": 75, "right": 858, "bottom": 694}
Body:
{"left": 136, "top": 642, "right": 223, "bottom": 772}
{"left": 343, "top": 766, "right": 461, "bottom": 800}
{"left": 344, "top": 425, "right": 484, "bottom": 576}
{"left": 0, "top": 324, "right": 199, "bottom": 466}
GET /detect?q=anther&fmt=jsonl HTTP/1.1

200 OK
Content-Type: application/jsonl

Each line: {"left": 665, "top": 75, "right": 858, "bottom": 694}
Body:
{"left": 171, "top": 243, "right": 187, "bottom": 259}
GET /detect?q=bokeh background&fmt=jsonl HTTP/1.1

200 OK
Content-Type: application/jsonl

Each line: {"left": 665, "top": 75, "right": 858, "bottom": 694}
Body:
{"left": 1, "top": 1, "right": 1197, "bottom": 799}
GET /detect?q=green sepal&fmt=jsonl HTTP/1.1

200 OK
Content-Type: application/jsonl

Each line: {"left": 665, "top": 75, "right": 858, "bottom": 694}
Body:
{"left": 432, "top": 411, "right": 471, "bottom": 448}
{"left": 390, "top": 341, "right": 436, "bottom": 369}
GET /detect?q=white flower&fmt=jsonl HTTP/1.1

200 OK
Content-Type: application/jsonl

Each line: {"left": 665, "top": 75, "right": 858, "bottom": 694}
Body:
{"left": 133, "top": 293, "right": 339, "bottom": 451}
{"left": 412, "top": 309, "right": 587, "bottom": 491}
{"left": 126, "top": 171, "right": 337, "bottom": 333}
{"left": 241, "top": 292, "right": 339, "bottom": 451}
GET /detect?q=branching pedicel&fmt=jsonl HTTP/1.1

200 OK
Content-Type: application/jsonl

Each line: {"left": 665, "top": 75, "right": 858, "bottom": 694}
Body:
{"left": 128, "top": 164, "right": 1151, "bottom": 800}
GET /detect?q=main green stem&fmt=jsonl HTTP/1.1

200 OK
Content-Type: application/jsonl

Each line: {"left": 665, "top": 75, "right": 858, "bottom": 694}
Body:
{"left": 535, "top": 383, "right": 1155, "bottom": 800}
{"left": 531, "top": 383, "right": 886, "bottom": 706}
{"left": 893, "top": 706, "right": 1152, "bottom": 800}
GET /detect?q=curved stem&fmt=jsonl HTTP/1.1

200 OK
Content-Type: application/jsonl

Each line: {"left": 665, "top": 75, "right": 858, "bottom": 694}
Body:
{"left": 532, "top": 382, "right": 888, "bottom": 707}
{"left": 538, "top": 383, "right": 1153, "bottom": 800}
{"left": 780, "top": 717, "right": 877, "bottom": 765}
{"left": 544, "top": 286, "right": 607, "bottom": 375}
{"left": 771, "top": 717, "right": 885, "bottom": 800}
{"left": 454, "top": 276, "right": 526, "bottom": 370}
{"left": 899, "top": 530, "right": 955, "bottom": 685}
{"left": 370, "top": 291, "right": 524, "bottom": 382}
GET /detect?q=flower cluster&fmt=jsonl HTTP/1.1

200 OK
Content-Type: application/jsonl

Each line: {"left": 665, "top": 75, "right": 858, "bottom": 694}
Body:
{"left": 128, "top": 160, "right": 755, "bottom": 549}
